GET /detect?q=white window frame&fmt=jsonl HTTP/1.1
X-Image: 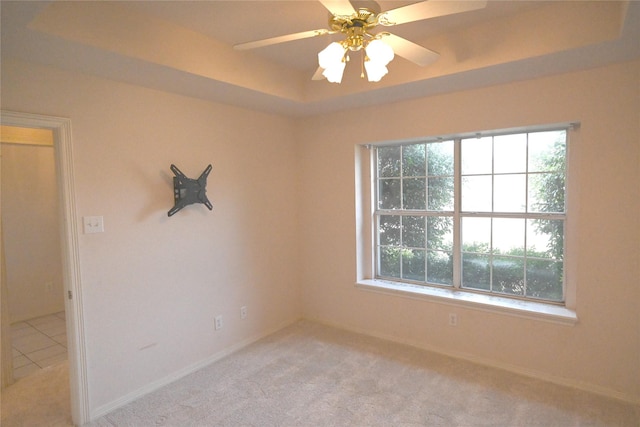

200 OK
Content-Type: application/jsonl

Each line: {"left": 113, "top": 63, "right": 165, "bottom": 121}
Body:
{"left": 355, "top": 123, "right": 578, "bottom": 325}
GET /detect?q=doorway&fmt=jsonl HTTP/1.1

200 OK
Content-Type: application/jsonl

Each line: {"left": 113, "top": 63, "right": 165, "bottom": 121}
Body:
{"left": 0, "top": 111, "right": 88, "bottom": 425}
{"left": 2, "top": 125, "right": 67, "bottom": 381}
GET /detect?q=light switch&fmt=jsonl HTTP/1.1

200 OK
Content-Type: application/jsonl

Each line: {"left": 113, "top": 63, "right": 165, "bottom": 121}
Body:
{"left": 83, "top": 216, "right": 104, "bottom": 233}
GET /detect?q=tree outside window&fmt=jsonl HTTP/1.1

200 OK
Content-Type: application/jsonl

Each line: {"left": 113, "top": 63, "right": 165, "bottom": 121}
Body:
{"left": 374, "top": 128, "right": 567, "bottom": 304}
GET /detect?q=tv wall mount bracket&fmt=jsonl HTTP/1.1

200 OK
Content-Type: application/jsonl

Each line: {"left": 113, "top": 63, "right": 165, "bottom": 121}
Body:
{"left": 168, "top": 164, "right": 213, "bottom": 217}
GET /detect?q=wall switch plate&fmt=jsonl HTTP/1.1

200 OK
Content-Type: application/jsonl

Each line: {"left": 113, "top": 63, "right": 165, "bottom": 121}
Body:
{"left": 215, "top": 315, "right": 223, "bottom": 330}
{"left": 240, "top": 306, "right": 247, "bottom": 319}
{"left": 83, "top": 216, "right": 104, "bottom": 233}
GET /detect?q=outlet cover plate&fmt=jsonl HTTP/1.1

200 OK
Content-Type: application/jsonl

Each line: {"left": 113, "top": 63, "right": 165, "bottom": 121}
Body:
{"left": 83, "top": 216, "right": 104, "bottom": 233}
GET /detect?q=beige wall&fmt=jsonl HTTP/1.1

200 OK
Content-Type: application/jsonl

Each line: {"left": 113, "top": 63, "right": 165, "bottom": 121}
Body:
{"left": 1, "top": 56, "right": 638, "bottom": 415}
{"left": 297, "top": 60, "right": 640, "bottom": 402}
{"left": 1, "top": 143, "right": 65, "bottom": 322}
{"left": 1, "top": 58, "right": 301, "bottom": 412}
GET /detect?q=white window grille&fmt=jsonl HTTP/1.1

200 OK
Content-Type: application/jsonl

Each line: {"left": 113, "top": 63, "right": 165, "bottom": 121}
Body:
{"left": 372, "top": 126, "right": 568, "bottom": 304}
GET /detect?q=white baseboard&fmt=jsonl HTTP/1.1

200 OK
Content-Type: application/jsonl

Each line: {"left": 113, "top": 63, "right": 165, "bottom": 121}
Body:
{"left": 308, "top": 317, "right": 640, "bottom": 406}
{"left": 90, "top": 317, "right": 300, "bottom": 421}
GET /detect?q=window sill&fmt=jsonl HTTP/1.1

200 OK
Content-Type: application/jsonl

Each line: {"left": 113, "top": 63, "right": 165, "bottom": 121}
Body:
{"left": 356, "top": 279, "right": 577, "bottom": 326}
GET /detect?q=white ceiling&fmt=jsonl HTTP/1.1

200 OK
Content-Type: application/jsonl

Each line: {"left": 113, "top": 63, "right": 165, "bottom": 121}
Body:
{"left": 2, "top": 1, "right": 639, "bottom": 117}
{"left": 126, "top": 1, "right": 545, "bottom": 71}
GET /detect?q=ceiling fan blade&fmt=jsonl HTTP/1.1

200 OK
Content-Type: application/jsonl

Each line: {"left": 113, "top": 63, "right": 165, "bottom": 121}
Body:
{"left": 312, "top": 67, "right": 326, "bottom": 81}
{"left": 382, "top": 33, "right": 439, "bottom": 67}
{"left": 318, "top": 0, "right": 356, "bottom": 16}
{"left": 379, "top": 0, "right": 487, "bottom": 26}
{"left": 234, "top": 29, "right": 331, "bottom": 51}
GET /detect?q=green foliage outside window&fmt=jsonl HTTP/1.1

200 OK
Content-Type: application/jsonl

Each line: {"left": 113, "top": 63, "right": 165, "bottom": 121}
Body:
{"left": 375, "top": 129, "right": 567, "bottom": 303}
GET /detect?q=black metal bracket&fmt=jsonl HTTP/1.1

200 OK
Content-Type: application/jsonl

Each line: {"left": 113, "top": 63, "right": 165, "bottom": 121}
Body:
{"left": 168, "top": 164, "right": 213, "bottom": 217}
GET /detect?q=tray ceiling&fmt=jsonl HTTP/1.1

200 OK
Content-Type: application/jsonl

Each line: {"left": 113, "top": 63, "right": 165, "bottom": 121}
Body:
{"left": 2, "top": 1, "right": 639, "bottom": 116}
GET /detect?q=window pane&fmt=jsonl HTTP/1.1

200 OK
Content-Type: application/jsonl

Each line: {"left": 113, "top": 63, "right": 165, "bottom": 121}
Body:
{"left": 403, "top": 178, "right": 426, "bottom": 210}
{"left": 528, "top": 173, "right": 565, "bottom": 213}
{"left": 379, "top": 178, "right": 401, "bottom": 209}
{"left": 378, "top": 146, "right": 400, "bottom": 177}
{"left": 428, "top": 140, "right": 454, "bottom": 176}
{"left": 402, "top": 249, "right": 425, "bottom": 281}
{"left": 374, "top": 128, "right": 566, "bottom": 304}
{"left": 494, "top": 174, "right": 526, "bottom": 212}
{"left": 462, "top": 253, "right": 490, "bottom": 290}
{"left": 462, "top": 217, "right": 490, "bottom": 253}
{"left": 403, "top": 216, "right": 425, "bottom": 248}
{"left": 402, "top": 144, "right": 425, "bottom": 177}
{"left": 493, "top": 256, "right": 525, "bottom": 296}
{"left": 528, "top": 131, "right": 566, "bottom": 173}
{"left": 427, "top": 216, "right": 453, "bottom": 251}
{"left": 461, "top": 137, "right": 492, "bottom": 175}
{"left": 494, "top": 134, "right": 526, "bottom": 173}
{"left": 427, "top": 251, "right": 452, "bottom": 285}
{"left": 428, "top": 177, "right": 454, "bottom": 211}
{"left": 527, "top": 219, "right": 564, "bottom": 260}
{"left": 526, "top": 259, "right": 563, "bottom": 301}
{"left": 493, "top": 218, "right": 525, "bottom": 255}
{"left": 461, "top": 175, "right": 492, "bottom": 212}
{"left": 379, "top": 215, "right": 401, "bottom": 246}
{"left": 379, "top": 247, "right": 401, "bottom": 278}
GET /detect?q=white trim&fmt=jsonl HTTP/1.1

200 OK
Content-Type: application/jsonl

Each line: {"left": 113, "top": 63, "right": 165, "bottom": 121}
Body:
{"left": 0, "top": 111, "right": 89, "bottom": 425}
{"left": 92, "top": 318, "right": 298, "bottom": 420}
{"left": 364, "top": 122, "right": 580, "bottom": 148}
{"left": 356, "top": 279, "right": 577, "bottom": 325}
{"left": 309, "top": 317, "right": 639, "bottom": 406}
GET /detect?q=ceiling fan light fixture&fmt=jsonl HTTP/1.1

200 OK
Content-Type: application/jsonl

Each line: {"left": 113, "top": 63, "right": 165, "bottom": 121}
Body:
{"left": 363, "top": 39, "right": 394, "bottom": 82}
{"left": 366, "top": 39, "right": 394, "bottom": 65}
{"left": 322, "top": 61, "right": 347, "bottom": 83}
{"left": 318, "top": 41, "right": 348, "bottom": 83}
{"left": 318, "top": 42, "right": 346, "bottom": 69}
{"left": 364, "top": 60, "right": 388, "bottom": 82}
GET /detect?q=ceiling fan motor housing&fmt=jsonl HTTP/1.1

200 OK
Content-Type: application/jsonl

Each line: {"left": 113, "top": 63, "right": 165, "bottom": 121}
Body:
{"left": 329, "top": 7, "right": 380, "bottom": 51}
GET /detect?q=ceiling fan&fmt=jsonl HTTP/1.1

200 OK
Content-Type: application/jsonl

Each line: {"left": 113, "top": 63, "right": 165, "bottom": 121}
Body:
{"left": 234, "top": 0, "right": 487, "bottom": 83}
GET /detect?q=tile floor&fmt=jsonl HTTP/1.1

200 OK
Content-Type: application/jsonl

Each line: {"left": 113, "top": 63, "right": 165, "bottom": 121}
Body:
{"left": 10, "top": 311, "right": 67, "bottom": 380}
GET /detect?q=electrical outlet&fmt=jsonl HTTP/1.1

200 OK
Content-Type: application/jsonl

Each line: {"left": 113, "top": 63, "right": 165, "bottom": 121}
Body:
{"left": 45, "top": 282, "right": 53, "bottom": 293}
{"left": 449, "top": 313, "right": 458, "bottom": 326}
{"left": 240, "top": 306, "right": 247, "bottom": 319}
{"left": 83, "top": 216, "right": 104, "bottom": 234}
{"left": 215, "top": 315, "right": 223, "bottom": 330}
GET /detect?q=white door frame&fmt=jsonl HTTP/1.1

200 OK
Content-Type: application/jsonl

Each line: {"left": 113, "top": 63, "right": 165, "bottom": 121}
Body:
{"left": 1, "top": 110, "right": 89, "bottom": 425}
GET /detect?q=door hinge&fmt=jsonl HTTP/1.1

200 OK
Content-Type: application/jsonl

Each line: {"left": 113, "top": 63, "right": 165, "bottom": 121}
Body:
{"left": 68, "top": 290, "right": 73, "bottom": 300}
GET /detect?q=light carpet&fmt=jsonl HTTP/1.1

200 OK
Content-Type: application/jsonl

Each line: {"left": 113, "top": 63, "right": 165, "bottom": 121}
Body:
{"left": 3, "top": 320, "right": 639, "bottom": 426}
{"left": 89, "top": 321, "right": 638, "bottom": 426}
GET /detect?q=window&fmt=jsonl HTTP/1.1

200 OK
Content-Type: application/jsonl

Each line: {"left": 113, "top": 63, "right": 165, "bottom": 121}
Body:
{"left": 371, "top": 127, "right": 568, "bottom": 305}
